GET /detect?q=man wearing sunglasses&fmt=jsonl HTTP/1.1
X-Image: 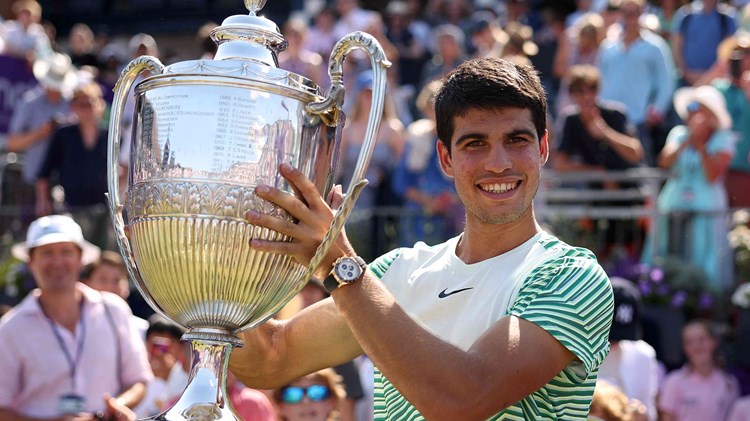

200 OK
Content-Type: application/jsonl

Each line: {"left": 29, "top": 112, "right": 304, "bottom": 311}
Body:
{"left": 230, "top": 58, "right": 614, "bottom": 420}
{"left": 273, "top": 369, "right": 345, "bottom": 421}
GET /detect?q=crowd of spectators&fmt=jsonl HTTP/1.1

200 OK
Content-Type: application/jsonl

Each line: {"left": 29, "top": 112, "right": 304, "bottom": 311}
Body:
{"left": 1, "top": 0, "right": 750, "bottom": 419}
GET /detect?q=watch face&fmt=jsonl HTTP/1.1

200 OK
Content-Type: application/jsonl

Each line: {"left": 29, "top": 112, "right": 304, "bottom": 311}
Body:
{"left": 335, "top": 258, "right": 363, "bottom": 282}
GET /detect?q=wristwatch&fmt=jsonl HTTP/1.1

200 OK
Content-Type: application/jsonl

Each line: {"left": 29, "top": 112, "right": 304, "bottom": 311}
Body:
{"left": 323, "top": 255, "right": 367, "bottom": 293}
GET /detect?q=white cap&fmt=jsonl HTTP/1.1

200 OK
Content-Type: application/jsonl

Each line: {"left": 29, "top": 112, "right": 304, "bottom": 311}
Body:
{"left": 11, "top": 215, "right": 100, "bottom": 263}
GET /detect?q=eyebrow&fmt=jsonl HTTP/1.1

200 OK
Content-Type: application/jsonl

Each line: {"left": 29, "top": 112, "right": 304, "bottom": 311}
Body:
{"left": 454, "top": 128, "right": 537, "bottom": 146}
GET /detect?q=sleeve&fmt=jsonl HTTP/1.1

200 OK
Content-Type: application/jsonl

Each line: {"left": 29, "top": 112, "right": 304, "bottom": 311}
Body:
{"left": 0, "top": 324, "right": 22, "bottom": 406}
{"left": 508, "top": 253, "right": 614, "bottom": 382}
{"left": 707, "top": 130, "right": 737, "bottom": 157}
{"left": 8, "top": 97, "right": 32, "bottom": 135}
{"left": 37, "top": 128, "right": 63, "bottom": 180}
{"left": 650, "top": 39, "right": 677, "bottom": 115}
{"left": 657, "top": 371, "right": 681, "bottom": 414}
{"left": 391, "top": 144, "right": 414, "bottom": 199}
{"left": 110, "top": 298, "right": 154, "bottom": 387}
{"left": 368, "top": 248, "right": 403, "bottom": 280}
{"left": 665, "top": 125, "right": 689, "bottom": 149}
{"left": 557, "top": 113, "right": 578, "bottom": 155}
{"left": 606, "top": 108, "right": 628, "bottom": 135}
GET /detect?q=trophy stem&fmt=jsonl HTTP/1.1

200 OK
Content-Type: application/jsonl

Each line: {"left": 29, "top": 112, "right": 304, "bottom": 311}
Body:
{"left": 151, "top": 339, "right": 241, "bottom": 420}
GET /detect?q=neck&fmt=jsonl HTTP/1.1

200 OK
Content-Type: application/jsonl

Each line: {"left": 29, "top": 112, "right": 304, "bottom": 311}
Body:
{"left": 690, "top": 361, "right": 715, "bottom": 376}
{"left": 623, "top": 27, "right": 640, "bottom": 43}
{"left": 458, "top": 209, "right": 540, "bottom": 264}
{"left": 39, "top": 288, "right": 83, "bottom": 331}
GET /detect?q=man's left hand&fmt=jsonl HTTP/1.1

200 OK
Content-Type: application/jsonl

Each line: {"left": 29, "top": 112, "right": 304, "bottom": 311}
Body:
{"left": 246, "top": 163, "right": 354, "bottom": 277}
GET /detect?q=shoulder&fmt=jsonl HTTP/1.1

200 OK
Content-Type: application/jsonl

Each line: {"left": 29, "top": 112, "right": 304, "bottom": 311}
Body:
{"left": 662, "top": 366, "right": 689, "bottom": 386}
{"left": 81, "top": 284, "right": 133, "bottom": 317}
{"left": 370, "top": 238, "right": 456, "bottom": 280}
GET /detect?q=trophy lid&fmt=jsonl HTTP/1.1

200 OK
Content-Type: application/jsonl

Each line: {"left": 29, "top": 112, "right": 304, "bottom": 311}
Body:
{"left": 211, "top": 0, "right": 288, "bottom": 67}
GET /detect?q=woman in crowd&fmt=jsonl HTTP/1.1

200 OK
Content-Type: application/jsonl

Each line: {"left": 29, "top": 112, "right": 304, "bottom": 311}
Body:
{"left": 644, "top": 85, "right": 735, "bottom": 291}
{"left": 658, "top": 319, "right": 740, "bottom": 421}
{"left": 273, "top": 368, "right": 346, "bottom": 421}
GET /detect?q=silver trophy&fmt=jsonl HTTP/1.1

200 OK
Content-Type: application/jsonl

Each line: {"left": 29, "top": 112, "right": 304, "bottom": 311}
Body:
{"left": 107, "top": 0, "right": 389, "bottom": 418}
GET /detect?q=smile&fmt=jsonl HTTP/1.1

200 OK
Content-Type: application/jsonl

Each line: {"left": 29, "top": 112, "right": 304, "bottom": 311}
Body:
{"left": 479, "top": 181, "right": 520, "bottom": 193}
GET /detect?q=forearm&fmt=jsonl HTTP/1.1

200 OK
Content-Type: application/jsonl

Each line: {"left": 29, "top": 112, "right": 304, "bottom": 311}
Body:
{"left": 116, "top": 382, "right": 146, "bottom": 408}
{"left": 7, "top": 131, "right": 42, "bottom": 152}
{"left": 331, "top": 273, "right": 570, "bottom": 421}
{"left": 332, "top": 275, "right": 491, "bottom": 420}
{"left": 698, "top": 149, "right": 729, "bottom": 182}
{"left": 35, "top": 179, "right": 50, "bottom": 204}
{"left": 601, "top": 126, "right": 644, "bottom": 164}
{"left": 230, "top": 299, "right": 362, "bottom": 389}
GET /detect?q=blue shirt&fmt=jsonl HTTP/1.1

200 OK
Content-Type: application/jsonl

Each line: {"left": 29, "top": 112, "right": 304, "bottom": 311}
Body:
{"left": 598, "top": 31, "right": 676, "bottom": 124}
{"left": 673, "top": 6, "right": 737, "bottom": 72}
{"left": 8, "top": 86, "right": 70, "bottom": 184}
{"left": 714, "top": 79, "right": 750, "bottom": 173}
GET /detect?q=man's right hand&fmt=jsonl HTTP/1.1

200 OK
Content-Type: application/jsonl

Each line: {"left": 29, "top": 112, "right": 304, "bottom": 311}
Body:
{"left": 38, "top": 121, "right": 57, "bottom": 139}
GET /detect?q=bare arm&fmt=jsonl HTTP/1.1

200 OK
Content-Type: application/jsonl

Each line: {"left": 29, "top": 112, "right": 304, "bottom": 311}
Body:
{"left": 229, "top": 297, "right": 363, "bottom": 389}
{"left": 6, "top": 121, "right": 56, "bottom": 152}
{"left": 697, "top": 148, "right": 732, "bottom": 182}
{"left": 239, "top": 164, "right": 577, "bottom": 420}
{"left": 115, "top": 381, "right": 146, "bottom": 408}
{"left": 594, "top": 120, "right": 644, "bottom": 164}
{"left": 34, "top": 178, "right": 52, "bottom": 217}
{"left": 332, "top": 275, "right": 574, "bottom": 420}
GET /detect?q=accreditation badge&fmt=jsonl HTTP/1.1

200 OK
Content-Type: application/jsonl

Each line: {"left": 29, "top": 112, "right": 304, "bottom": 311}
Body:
{"left": 58, "top": 394, "right": 86, "bottom": 414}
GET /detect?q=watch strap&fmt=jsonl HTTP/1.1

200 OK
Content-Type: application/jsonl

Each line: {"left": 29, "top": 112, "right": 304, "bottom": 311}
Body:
{"left": 323, "top": 255, "right": 367, "bottom": 293}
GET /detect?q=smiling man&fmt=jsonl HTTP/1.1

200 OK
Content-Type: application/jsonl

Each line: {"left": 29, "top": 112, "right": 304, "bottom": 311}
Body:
{"left": 230, "top": 57, "right": 614, "bottom": 420}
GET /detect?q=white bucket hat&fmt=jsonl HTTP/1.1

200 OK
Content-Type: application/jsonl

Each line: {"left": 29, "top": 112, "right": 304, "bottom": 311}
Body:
{"left": 32, "top": 53, "right": 78, "bottom": 98}
{"left": 673, "top": 85, "right": 733, "bottom": 131}
{"left": 11, "top": 215, "right": 100, "bottom": 263}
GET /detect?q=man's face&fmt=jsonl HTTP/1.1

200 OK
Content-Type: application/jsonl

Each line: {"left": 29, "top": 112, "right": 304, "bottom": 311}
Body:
{"left": 28, "top": 242, "right": 83, "bottom": 293}
{"left": 570, "top": 83, "right": 598, "bottom": 110}
{"left": 437, "top": 107, "right": 548, "bottom": 228}
{"left": 85, "top": 264, "right": 128, "bottom": 298}
{"left": 620, "top": 1, "right": 642, "bottom": 29}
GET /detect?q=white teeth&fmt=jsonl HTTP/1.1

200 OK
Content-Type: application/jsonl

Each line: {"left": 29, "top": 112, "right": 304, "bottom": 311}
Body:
{"left": 481, "top": 182, "right": 517, "bottom": 193}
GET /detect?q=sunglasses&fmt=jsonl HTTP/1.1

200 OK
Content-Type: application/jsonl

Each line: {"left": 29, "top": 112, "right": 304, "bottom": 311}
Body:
{"left": 686, "top": 101, "right": 702, "bottom": 113}
{"left": 280, "top": 384, "right": 331, "bottom": 404}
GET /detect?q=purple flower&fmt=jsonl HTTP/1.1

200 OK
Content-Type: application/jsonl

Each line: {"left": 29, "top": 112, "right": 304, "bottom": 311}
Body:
{"left": 650, "top": 268, "right": 665, "bottom": 283}
{"left": 639, "top": 280, "right": 652, "bottom": 296}
{"left": 699, "top": 292, "right": 713, "bottom": 309}
{"left": 671, "top": 291, "right": 688, "bottom": 308}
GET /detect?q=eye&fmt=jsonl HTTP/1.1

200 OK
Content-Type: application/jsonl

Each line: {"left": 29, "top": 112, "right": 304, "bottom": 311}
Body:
{"left": 509, "top": 136, "right": 530, "bottom": 144}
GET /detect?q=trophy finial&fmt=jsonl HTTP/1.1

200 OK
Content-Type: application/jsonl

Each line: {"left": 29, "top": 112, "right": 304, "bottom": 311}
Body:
{"left": 245, "top": 0, "right": 267, "bottom": 15}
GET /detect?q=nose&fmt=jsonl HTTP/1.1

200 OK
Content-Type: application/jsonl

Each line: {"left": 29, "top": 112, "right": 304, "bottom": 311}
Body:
{"left": 484, "top": 144, "right": 512, "bottom": 173}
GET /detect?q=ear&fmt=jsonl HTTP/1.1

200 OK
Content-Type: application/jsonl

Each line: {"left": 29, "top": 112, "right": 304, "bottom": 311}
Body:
{"left": 437, "top": 139, "right": 454, "bottom": 178}
{"left": 540, "top": 129, "right": 549, "bottom": 166}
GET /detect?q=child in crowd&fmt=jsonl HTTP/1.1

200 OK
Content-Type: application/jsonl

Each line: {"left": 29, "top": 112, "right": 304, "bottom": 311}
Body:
{"left": 273, "top": 368, "right": 346, "bottom": 421}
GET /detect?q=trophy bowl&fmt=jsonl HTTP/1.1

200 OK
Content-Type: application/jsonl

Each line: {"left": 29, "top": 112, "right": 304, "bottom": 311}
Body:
{"left": 107, "top": 1, "right": 390, "bottom": 418}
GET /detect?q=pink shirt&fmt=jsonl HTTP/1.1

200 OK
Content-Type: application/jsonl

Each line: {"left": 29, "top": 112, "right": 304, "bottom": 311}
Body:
{"left": 658, "top": 366, "right": 739, "bottom": 421}
{"left": 728, "top": 397, "right": 750, "bottom": 421}
{"left": 0, "top": 283, "right": 153, "bottom": 417}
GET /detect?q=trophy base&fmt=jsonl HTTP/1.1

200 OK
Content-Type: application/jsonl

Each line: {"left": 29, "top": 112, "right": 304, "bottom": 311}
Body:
{"left": 147, "top": 337, "right": 242, "bottom": 420}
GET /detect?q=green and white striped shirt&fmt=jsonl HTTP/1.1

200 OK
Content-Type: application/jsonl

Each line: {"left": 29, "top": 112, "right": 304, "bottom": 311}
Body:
{"left": 369, "top": 231, "right": 614, "bottom": 420}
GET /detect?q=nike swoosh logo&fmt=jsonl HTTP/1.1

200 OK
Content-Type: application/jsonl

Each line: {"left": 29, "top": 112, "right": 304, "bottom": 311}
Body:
{"left": 438, "top": 287, "right": 474, "bottom": 298}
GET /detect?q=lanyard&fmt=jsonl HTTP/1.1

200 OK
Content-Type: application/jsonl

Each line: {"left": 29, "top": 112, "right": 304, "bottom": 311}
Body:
{"left": 44, "top": 299, "right": 86, "bottom": 391}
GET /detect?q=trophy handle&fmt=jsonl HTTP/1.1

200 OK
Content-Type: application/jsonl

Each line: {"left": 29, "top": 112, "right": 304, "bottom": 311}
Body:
{"left": 305, "top": 32, "right": 391, "bottom": 276}
{"left": 106, "top": 56, "right": 169, "bottom": 321}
